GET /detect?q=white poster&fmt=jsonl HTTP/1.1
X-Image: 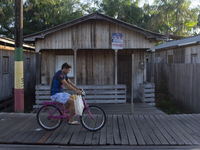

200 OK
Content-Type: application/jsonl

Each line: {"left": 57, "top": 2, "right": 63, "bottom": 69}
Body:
{"left": 112, "top": 33, "right": 123, "bottom": 49}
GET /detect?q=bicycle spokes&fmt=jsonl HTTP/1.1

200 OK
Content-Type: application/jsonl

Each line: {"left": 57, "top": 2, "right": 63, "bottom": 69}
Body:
{"left": 80, "top": 106, "right": 106, "bottom": 131}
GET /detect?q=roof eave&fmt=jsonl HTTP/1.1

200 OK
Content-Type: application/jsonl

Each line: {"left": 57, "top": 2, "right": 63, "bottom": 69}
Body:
{"left": 156, "top": 41, "right": 200, "bottom": 51}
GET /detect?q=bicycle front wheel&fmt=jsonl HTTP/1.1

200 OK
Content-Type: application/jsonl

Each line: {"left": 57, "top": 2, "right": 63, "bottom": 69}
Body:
{"left": 80, "top": 105, "right": 106, "bottom": 131}
{"left": 37, "top": 105, "right": 62, "bottom": 131}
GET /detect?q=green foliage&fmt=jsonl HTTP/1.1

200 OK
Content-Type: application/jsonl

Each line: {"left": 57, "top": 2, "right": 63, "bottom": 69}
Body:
{"left": 0, "top": 0, "right": 15, "bottom": 38}
{"left": 0, "top": 0, "right": 199, "bottom": 38}
{"left": 155, "top": 41, "right": 163, "bottom": 46}
{"left": 83, "top": 0, "right": 145, "bottom": 27}
{"left": 0, "top": 0, "right": 83, "bottom": 37}
{"left": 144, "top": 0, "right": 199, "bottom": 36}
{"left": 156, "top": 97, "right": 185, "bottom": 114}
{"left": 23, "top": 0, "right": 83, "bottom": 36}
{"left": 82, "top": 0, "right": 199, "bottom": 36}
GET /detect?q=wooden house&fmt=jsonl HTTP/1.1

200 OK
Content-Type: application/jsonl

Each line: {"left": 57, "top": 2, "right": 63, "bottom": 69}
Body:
{"left": 153, "top": 34, "right": 200, "bottom": 63}
{"left": 0, "top": 37, "right": 36, "bottom": 111}
{"left": 24, "top": 12, "right": 167, "bottom": 106}
{"left": 147, "top": 34, "right": 200, "bottom": 112}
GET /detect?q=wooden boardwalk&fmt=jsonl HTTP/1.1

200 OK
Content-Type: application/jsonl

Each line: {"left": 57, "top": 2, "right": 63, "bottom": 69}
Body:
{"left": 1, "top": 112, "right": 200, "bottom": 146}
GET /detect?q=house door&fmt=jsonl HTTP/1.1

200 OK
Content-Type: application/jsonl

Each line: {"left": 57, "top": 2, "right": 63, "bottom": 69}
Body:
{"left": 117, "top": 54, "right": 131, "bottom": 102}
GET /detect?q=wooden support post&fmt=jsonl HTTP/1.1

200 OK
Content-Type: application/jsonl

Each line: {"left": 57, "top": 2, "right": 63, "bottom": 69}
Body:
{"left": 143, "top": 50, "right": 147, "bottom": 82}
{"left": 131, "top": 54, "right": 134, "bottom": 115}
{"left": 151, "top": 50, "right": 155, "bottom": 83}
{"left": 115, "top": 49, "right": 118, "bottom": 103}
{"left": 15, "top": 0, "right": 24, "bottom": 113}
{"left": 115, "top": 49, "right": 118, "bottom": 85}
{"left": 74, "top": 49, "right": 77, "bottom": 85}
{"left": 36, "top": 52, "right": 40, "bottom": 85}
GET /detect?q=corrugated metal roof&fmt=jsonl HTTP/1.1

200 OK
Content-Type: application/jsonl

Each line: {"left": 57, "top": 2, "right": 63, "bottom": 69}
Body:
{"left": 155, "top": 34, "right": 200, "bottom": 50}
{"left": 0, "top": 37, "right": 35, "bottom": 50}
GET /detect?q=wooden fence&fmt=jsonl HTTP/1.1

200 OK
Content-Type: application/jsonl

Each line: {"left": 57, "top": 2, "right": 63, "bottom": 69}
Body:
{"left": 147, "top": 63, "right": 200, "bottom": 113}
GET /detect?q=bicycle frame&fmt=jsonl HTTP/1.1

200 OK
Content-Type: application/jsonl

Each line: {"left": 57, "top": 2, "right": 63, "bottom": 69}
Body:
{"left": 82, "top": 98, "right": 94, "bottom": 119}
{"left": 36, "top": 97, "right": 94, "bottom": 122}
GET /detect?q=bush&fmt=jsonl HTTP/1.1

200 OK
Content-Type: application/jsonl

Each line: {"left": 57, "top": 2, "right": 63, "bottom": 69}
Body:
{"left": 156, "top": 93, "right": 185, "bottom": 114}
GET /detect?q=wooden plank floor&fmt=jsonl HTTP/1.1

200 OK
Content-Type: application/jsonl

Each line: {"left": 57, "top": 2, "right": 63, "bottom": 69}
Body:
{"left": 1, "top": 113, "right": 200, "bottom": 146}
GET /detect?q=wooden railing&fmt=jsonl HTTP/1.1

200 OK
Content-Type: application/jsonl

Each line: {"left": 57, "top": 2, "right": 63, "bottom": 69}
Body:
{"left": 34, "top": 84, "right": 126, "bottom": 108}
{"left": 139, "top": 82, "right": 155, "bottom": 105}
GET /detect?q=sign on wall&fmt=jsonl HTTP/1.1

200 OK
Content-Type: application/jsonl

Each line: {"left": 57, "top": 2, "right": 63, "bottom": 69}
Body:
{"left": 112, "top": 33, "right": 123, "bottom": 49}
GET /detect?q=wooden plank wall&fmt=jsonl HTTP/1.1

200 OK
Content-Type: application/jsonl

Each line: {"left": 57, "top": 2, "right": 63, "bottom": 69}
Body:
{"left": 118, "top": 50, "right": 146, "bottom": 100}
{"left": 0, "top": 46, "right": 36, "bottom": 111}
{"left": 41, "top": 49, "right": 115, "bottom": 85}
{"left": 35, "top": 19, "right": 154, "bottom": 52}
{"left": 185, "top": 45, "right": 200, "bottom": 63}
{"left": 0, "top": 48, "right": 14, "bottom": 101}
{"left": 0, "top": 48, "right": 36, "bottom": 101}
{"left": 23, "top": 50, "right": 37, "bottom": 94}
{"left": 76, "top": 49, "right": 115, "bottom": 85}
{"left": 148, "top": 63, "right": 200, "bottom": 113}
{"left": 41, "top": 50, "right": 74, "bottom": 85}
{"left": 40, "top": 49, "right": 147, "bottom": 100}
{"left": 154, "top": 45, "right": 200, "bottom": 64}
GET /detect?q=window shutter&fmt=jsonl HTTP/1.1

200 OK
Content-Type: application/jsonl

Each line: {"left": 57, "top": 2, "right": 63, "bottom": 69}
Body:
{"left": 3, "top": 56, "right": 9, "bottom": 73}
{"left": 168, "top": 55, "right": 173, "bottom": 63}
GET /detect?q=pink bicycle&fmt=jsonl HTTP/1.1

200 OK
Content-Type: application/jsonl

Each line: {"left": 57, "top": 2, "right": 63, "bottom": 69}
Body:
{"left": 36, "top": 89, "right": 106, "bottom": 131}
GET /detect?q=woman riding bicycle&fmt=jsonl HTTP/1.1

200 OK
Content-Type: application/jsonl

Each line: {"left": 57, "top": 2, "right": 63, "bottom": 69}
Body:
{"left": 50, "top": 62, "right": 82, "bottom": 125}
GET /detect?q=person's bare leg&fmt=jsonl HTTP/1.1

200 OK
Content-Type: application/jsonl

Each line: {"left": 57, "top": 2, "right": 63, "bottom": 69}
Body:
{"left": 65, "top": 95, "right": 73, "bottom": 111}
{"left": 66, "top": 97, "right": 80, "bottom": 124}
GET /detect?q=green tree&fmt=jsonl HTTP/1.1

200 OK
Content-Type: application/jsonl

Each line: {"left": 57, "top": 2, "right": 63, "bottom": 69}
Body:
{"left": 23, "top": 0, "right": 83, "bottom": 36}
{"left": 82, "top": 0, "right": 144, "bottom": 27}
{"left": 0, "top": 0, "right": 84, "bottom": 37}
{"left": 0, "top": 0, "right": 199, "bottom": 38}
{"left": 0, "top": 0, "right": 15, "bottom": 38}
{"left": 198, "top": 11, "right": 200, "bottom": 26}
{"left": 144, "top": 0, "right": 199, "bottom": 36}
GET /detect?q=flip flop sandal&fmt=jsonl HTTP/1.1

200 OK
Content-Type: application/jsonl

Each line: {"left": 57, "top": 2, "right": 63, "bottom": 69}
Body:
{"left": 68, "top": 121, "right": 80, "bottom": 125}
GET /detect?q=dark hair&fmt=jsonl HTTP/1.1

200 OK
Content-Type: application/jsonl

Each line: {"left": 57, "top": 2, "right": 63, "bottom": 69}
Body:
{"left": 62, "top": 63, "right": 72, "bottom": 69}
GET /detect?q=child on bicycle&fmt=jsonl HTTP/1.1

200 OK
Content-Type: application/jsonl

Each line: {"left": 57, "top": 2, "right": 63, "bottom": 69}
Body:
{"left": 50, "top": 62, "right": 82, "bottom": 125}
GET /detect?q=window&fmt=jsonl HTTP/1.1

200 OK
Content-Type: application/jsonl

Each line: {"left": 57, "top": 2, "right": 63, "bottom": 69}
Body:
{"left": 191, "top": 54, "right": 197, "bottom": 63}
{"left": 168, "top": 55, "right": 173, "bottom": 63}
{"left": 26, "top": 58, "right": 30, "bottom": 72}
{"left": 3, "top": 56, "right": 9, "bottom": 74}
{"left": 55, "top": 55, "right": 74, "bottom": 77}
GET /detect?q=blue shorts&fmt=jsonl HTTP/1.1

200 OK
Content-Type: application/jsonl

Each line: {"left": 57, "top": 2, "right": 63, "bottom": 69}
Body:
{"left": 51, "top": 92, "right": 71, "bottom": 104}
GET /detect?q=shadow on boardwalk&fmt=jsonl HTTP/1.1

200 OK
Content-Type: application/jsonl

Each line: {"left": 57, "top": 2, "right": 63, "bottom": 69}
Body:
{"left": 0, "top": 103, "right": 200, "bottom": 147}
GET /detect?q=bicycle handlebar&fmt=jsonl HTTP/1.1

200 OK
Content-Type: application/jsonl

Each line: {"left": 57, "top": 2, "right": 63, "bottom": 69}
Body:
{"left": 81, "top": 89, "right": 86, "bottom": 96}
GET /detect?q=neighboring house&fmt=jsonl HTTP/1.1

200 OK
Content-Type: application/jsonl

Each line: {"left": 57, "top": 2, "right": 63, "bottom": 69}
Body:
{"left": 147, "top": 34, "right": 200, "bottom": 113}
{"left": 24, "top": 12, "right": 167, "bottom": 106}
{"left": 0, "top": 37, "right": 36, "bottom": 112}
{"left": 154, "top": 34, "right": 200, "bottom": 63}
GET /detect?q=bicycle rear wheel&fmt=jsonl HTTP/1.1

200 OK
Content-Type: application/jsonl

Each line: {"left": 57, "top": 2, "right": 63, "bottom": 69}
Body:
{"left": 37, "top": 105, "right": 62, "bottom": 130}
{"left": 80, "top": 105, "right": 106, "bottom": 131}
